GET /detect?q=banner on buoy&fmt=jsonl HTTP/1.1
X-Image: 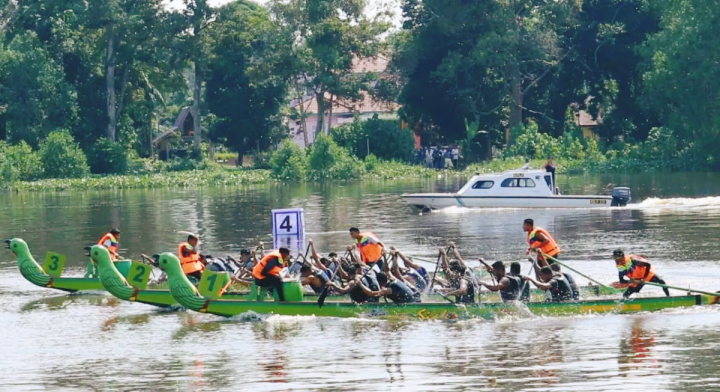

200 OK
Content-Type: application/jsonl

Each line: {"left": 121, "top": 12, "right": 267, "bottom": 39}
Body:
{"left": 271, "top": 208, "right": 305, "bottom": 252}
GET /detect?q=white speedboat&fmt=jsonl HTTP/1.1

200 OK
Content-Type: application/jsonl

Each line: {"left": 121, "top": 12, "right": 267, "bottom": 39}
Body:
{"left": 402, "top": 166, "right": 631, "bottom": 211}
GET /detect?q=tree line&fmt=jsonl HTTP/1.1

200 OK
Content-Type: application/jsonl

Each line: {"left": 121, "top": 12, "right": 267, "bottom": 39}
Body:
{"left": 0, "top": 0, "right": 718, "bottom": 176}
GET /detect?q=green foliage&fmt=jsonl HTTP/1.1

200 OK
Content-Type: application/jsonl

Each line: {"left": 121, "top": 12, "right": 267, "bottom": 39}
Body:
{"left": 88, "top": 138, "right": 128, "bottom": 174}
{"left": 331, "top": 118, "right": 365, "bottom": 155}
{"left": 269, "top": 141, "right": 307, "bottom": 181}
{"left": 364, "top": 153, "right": 378, "bottom": 171}
{"left": 214, "top": 152, "right": 238, "bottom": 161}
{"left": 12, "top": 168, "right": 272, "bottom": 192}
{"left": 332, "top": 117, "right": 415, "bottom": 162}
{"left": 39, "top": 130, "right": 90, "bottom": 179}
{"left": 0, "top": 32, "right": 78, "bottom": 147}
{"left": 206, "top": 1, "right": 288, "bottom": 156}
{"left": 307, "top": 135, "right": 365, "bottom": 181}
{"left": 505, "top": 121, "right": 561, "bottom": 159}
{"left": 642, "top": 0, "right": 719, "bottom": 155}
{"left": 0, "top": 141, "right": 43, "bottom": 181}
{"left": 270, "top": 0, "right": 390, "bottom": 138}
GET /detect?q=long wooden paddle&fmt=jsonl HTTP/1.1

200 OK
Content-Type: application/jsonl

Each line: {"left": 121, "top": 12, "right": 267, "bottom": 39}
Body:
{"left": 538, "top": 251, "right": 611, "bottom": 289}
{"left": 433, "top": 288, "right": 456, "bottom": 304}
{"left": 319, "top": 261, "right": 377, "bottom": 308}
{"left": 318, "top": 260, "right": 346, "bottom": 308}
{"left": 427, "top": 252, "right": 443, "bottom": 294}
{"left": 477, "top": 258, "right": 498, "bottom": 285}
{"left": 631, "top": 279, "right": 720, "bottom": 297}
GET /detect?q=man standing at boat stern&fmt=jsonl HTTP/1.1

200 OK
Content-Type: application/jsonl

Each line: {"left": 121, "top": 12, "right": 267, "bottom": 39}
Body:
{"left": 350, "top": 228, "right": 385, "bottom": 270}
{"left": 613, "top": 249, "right": 670, "bottom": 298}
{"left": 524, "top": 219, "right": 560, "bottom": 266}
{"left": 252, "top": 248, "right": 291, "bottom": 301}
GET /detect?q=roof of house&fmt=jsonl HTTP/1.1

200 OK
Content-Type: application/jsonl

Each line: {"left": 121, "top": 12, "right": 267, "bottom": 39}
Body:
{"left": 576, "top": 110, "right": 600, "bottom": 127}
{"left": 351, "top": 56, "right": 390, "bottom": 73}
{"left": 152, "top": 107, "right": 207, "bottom": 145}
{"left": 290, "top": 56, "right": 397, "bottom": 115}
{"left": 294, "top": 92, "right": 398, "bottom": 115}
{"left": 172, "top": 107, "right": 192, "bottom": 129}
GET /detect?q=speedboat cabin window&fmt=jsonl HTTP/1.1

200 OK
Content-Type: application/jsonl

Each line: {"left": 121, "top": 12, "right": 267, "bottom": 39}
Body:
{"left": 472, "top": 181, "right": 494, "bottom": 189}
{"left": 501, "top": 178, "right": 536, "bottom": 188}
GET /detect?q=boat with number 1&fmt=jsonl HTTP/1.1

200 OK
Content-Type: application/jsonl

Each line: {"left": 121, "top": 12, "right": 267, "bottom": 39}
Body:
{"left": 149, "top": 249, "right": 718, "bottom": 320}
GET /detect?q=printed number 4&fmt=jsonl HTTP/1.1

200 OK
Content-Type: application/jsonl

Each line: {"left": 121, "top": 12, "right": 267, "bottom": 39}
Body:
{"left": 280, "top": 216, "right": 293, "bottom": 232}
{"left": 132, "top": 266, "right": 146, "bottom": 283}
{"left": 49, "top": 255, "right": 59, "bottom": 271}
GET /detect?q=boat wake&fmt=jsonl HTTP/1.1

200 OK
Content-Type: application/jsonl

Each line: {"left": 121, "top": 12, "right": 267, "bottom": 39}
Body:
{"left": 634, "top": 196, "right": 720, "bottom": 210}
{"left": 429, "top": 196, "right": 720, "bottom": 214}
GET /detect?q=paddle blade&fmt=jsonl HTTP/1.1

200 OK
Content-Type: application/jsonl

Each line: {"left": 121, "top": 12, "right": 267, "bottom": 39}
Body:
{"left": 318, "top": 287, "right": 330, "bottom": 308}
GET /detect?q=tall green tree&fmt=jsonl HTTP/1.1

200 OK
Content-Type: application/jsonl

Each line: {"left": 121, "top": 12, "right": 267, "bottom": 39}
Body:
{"left": 642, "top": 0, "right": 720, "bottom": 158}
{"left": 396, "top": 0, "right": 579, "bottom": 145}
{"left": 205, "top": 0, "right": 288, "bottom": 156}
{"left": 270, "top": 0, "right": 390, "bottom": 144}
{"left": 0, "top": 32, "right": 78, "bottom": 146}
{"left": 87, "top": 0, "right": 168, "bottom": 143}
{"left": 536, "top": 0, "right": 660, "bottom": 140}
{"left": 175, "top": 0, "right": 214, "bottom": 156}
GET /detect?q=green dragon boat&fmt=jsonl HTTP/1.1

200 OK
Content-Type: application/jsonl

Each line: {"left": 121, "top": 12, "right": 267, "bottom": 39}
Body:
{"left": 153, "top": 251, "right": 718, "bottom": 320}
{"left": 91, "top": 244, "right": 249, "bottom": 308}
{"left": 5, "top": 238, "right": 137, "bottom": 293}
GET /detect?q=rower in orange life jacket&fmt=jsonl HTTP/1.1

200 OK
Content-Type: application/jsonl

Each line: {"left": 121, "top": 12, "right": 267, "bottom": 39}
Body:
{"left": 349, "top": 227, "right": 385, "bottom": 270}
{"left": 613, "top": 249, "right": 670, "bottom": 298}
{"left": 252, "top": 248, "right": 291, "bottom": 301}
{"left": 98, "top": 229, "right": 121, "bottom": 261}
{"left": 178, "top": 234, "right": 205, "bottom": 281}
{"left": 523, "top": 219, "right": 560, "bottom": 266}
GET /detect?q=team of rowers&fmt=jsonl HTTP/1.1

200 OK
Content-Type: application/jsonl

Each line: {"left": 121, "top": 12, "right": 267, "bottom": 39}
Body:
{"left": 95, "top": 218, "right": 671, "bottom": 303}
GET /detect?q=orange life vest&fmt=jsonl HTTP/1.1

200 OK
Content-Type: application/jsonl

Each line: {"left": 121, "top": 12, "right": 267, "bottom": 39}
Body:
{"left": 178, "top": 242, "right": 204, "bottom": 275}
{"left": 528, "top": 227, "right": 560, "bottom": 257}
{"left": 98, "top": 233, "right": 119, "bottom": 261}
{"left": 625, "top": 256, "right": 656, "bottom": 287}
{"left": 357, "top": 232, "right": 383, "bottom": 263}
{"left": 252, "top": 251, "right": 285, "bottom": 279}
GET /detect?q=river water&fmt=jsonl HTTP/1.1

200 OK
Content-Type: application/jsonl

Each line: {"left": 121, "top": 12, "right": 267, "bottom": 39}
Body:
{"left": 2, "top": 171, "right": 720, "bottom": 391}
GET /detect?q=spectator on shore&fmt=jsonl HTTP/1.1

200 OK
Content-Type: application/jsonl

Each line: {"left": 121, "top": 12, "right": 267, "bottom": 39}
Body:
{"left": 433, "top": 148, "right": 443, "bottom": 169}
{"left": 416, "top": 148, "right": 425, "bottom": 165}
{"left": 451, "top": 146, "right": 460, "bottom": 168}
{"left": 444, "top": 149, "right": 454, "bottom": 169}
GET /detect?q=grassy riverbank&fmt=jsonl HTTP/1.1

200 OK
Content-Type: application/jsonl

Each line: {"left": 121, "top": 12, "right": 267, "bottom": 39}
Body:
{"left": 0, "top": 155, "right": 684, "bottom": 193}
{"left": 0, "top": 159, "right": 658, "bottom": 192}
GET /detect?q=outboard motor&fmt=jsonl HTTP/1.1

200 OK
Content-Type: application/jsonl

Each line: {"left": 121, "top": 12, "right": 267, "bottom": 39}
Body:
{"left": 611, "top": 187, "right": 631, "bottom": 207}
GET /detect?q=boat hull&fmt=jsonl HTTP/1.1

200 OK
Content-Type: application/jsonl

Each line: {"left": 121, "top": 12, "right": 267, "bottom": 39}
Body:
{"left": 403, "top": 193, "right": 615, "bottom": 210}
{"left": 198, "top": 294, "right": 715, "bottom": 319}
{"left": 39, "top": 277, "right": 106, "bottom": 293}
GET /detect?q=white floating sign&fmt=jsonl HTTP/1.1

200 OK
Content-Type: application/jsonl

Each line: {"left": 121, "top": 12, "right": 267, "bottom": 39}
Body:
{"left": 272, "top": 208, "right": 305, "bottom": 252}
